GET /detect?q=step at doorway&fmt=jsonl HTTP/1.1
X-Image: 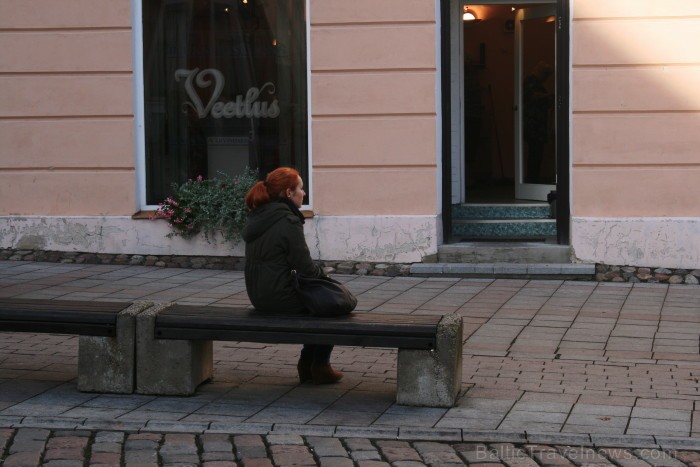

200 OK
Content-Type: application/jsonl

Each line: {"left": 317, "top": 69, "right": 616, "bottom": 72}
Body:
{"left": 451, "top": 202, "right": 556, "bottom": 242}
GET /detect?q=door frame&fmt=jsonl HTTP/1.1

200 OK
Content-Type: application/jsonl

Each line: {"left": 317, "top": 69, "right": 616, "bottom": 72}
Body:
{"left": 441, "top": 0, "right": 570, "bottom": 245}
{"left": 554, "top": 0, "right": 570, "bottom": 245}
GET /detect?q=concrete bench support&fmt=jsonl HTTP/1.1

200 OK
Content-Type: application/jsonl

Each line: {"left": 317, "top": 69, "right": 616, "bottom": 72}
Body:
{"left": 135, "top": 303, "right": 213, "bottom": 395}
{"left": 77, "top": 302, "right": 152, "bottom": 394}
{"left": 396, "top": 313, "right": 463, "bottom": 407}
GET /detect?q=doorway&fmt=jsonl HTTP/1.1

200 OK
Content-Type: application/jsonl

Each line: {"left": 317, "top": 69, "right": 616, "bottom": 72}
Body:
{"left": 446, "top": 0, "right": 568, "bottom": 243}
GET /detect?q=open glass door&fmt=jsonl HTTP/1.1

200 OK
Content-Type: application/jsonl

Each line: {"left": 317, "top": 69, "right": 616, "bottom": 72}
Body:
{"left": 515, "top": 5, "right": 556, "bottom": 201}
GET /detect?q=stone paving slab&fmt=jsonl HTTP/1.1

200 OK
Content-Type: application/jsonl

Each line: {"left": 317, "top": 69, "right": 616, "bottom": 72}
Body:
{"left": 3, "top": 261, "right": 700, "bottom": 463}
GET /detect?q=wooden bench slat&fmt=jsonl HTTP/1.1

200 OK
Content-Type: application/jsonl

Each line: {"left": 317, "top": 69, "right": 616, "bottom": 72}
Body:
{"left": 155, "top": 305, "right": 440, "bottom": 349}
{"left": 0, "top": 298, "right": 128, "bottom": 313}
{"left": 156, "top": 317, "right": 438, "bottom": 337}
{"left": 165, "top": 305, "right": 441, "bottom": 324}
{"left": 0, "top": 310, "right": 119, "bottom": 324}
{"left": 177, "top": 309, "right": 438, "bottom": 320}
{"left": 155, "top": 327, "right": 435, "bottom": 349}
{"left": 0, "top": 320, "right": 116, "bottom": 337}
{"left": 161, "top": 305, "right": 442, "bottom": 324}
{"left": 157, "top": 309, "right": 439, "bottom": 335}
{"left": 0, "top": 299, "right": 131, "bottom": 337}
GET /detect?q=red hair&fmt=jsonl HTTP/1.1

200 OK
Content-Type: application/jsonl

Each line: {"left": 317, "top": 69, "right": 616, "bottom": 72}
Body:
{"left": 245, "top": 167, "right": 301, "bottom": 210}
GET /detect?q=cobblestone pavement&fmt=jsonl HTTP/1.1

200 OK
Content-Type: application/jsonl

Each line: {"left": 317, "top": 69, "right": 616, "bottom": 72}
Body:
{"left": 2, "top": 261, "right": 700, "bottom": 465}
{"left": 3, "top": 427, "right": 700, "bottom": 466}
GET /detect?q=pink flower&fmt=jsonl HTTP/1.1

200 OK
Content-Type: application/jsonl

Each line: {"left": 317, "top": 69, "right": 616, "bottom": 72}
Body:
{"left": 197, "top": 175, "right": 203, "bottom": 181}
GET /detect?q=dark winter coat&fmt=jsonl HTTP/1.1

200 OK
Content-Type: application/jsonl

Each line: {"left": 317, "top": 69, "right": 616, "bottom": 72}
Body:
{"left": 242, "top": 200, "right": 322, "bottom": 313}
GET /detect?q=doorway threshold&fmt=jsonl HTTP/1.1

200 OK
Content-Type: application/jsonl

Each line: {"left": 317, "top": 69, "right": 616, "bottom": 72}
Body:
{"left": 438, "top": 241, "right": 570, "bottom": 263}
{"left": 420, "top": 242, "right": 590, "bottom": 280}
{"left": 410, "top": 260, "right": 594, "bottom": 280}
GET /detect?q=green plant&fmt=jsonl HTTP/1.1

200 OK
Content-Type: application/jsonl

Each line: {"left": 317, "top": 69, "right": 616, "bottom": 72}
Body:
{"left": 152, "top": 168, "right": 258, "bottom": 242}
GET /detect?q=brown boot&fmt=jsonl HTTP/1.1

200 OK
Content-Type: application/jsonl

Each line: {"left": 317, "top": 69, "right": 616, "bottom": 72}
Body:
{"left": 310, "top": 362, "right": 343, "bottom": 385}
{"left": 297, "top": 357, "right": 313, "bottom": 383}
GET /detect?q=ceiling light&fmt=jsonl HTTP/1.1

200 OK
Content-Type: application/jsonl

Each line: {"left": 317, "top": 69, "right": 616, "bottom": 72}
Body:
{"left": 463, "top": 6, "right": 477, "bottom": 21}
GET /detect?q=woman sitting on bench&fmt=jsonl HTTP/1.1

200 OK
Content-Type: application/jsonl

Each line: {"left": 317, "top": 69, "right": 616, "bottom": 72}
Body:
{"left": 242, "top": 167, "right": 343, "bottom": 385}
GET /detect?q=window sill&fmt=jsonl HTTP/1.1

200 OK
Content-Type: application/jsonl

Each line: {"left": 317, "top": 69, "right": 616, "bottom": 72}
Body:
{"left": 132, "top": 210, "right": 156, "bottom": 220}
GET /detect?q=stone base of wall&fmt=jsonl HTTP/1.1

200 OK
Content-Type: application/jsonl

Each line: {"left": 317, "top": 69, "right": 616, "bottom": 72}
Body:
{"left": 595, "top": 264, "right": 700, "bottom": 285}
{"left": 572, "top": 217, "right": 700, "bottom": 270}
{"left": 0, "top": 249, "right": 412, "bottom": 277}
{"left": 0, "top": 249, "right": 246, "bottom": 270}
{"left": 2, "top": 248, "right": 699, "bottom": 284}
{"left": 0, "top": 215, "right": 438, "bottom": 263}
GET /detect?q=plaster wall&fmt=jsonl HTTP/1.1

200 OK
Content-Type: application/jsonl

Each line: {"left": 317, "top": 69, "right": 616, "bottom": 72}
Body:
{"left": 0, "top": 0, "right": 136, "bottom": 216}
{"left": 571, "top": 0, "right": 700, "bottom": 267}
{"left": 309, "top": 0, "right": 438, "bottom": 216}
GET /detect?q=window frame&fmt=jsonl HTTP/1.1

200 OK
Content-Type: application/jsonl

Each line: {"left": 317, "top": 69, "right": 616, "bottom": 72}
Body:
{"left": 132, "top": 0, "right": 313, "bottom": 211}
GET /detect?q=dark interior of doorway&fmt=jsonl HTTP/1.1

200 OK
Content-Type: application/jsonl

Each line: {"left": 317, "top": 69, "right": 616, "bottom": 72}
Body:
{"left": 463, "top": 3, "right": 555, "bottom": 203}
{"left": 455, "top": 3, "right": 557, "bottom": 242}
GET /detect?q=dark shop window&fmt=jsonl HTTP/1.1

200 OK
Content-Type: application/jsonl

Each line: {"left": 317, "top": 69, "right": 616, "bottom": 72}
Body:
{"left": 142, "top": 0, "right": 308, "bottom": 205}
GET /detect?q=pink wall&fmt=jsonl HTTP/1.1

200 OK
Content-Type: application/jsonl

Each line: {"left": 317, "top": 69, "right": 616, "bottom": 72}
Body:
{"left": 309, "top": 0, "right": 438, "bottom": 215}
{"left": 0, "top": 0, "right": 439, "bottom": 217}
{"left": 0, "top": 0, "right": 135, "bottom": 216}
{"left": 572, "top": 0, "right": 700, "bottom": 217}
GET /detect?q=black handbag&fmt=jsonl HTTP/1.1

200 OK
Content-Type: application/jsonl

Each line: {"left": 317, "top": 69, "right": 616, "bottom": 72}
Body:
{"left": 291, "top": 269, "right": 357, "bottom": 317}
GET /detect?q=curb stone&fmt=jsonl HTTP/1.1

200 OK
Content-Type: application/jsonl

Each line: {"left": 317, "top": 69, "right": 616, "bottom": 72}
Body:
{"left": 2, "top": 428, "right": 700, "bottom": 465}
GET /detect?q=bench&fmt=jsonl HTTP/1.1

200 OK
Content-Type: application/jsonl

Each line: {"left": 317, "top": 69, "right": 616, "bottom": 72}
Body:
{"left": 0, "top": 298, "right": 149, "bottom": 394}
{"left": 1, "top": 298, "right": 464, "bottom": 407}
{"left": 135, "top": 304, "right": 463, "bottom": 407}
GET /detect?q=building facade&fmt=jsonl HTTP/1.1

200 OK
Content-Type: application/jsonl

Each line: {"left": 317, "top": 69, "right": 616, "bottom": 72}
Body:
{"left": 1, "top": 0, "right": 698, "bottom": 269}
